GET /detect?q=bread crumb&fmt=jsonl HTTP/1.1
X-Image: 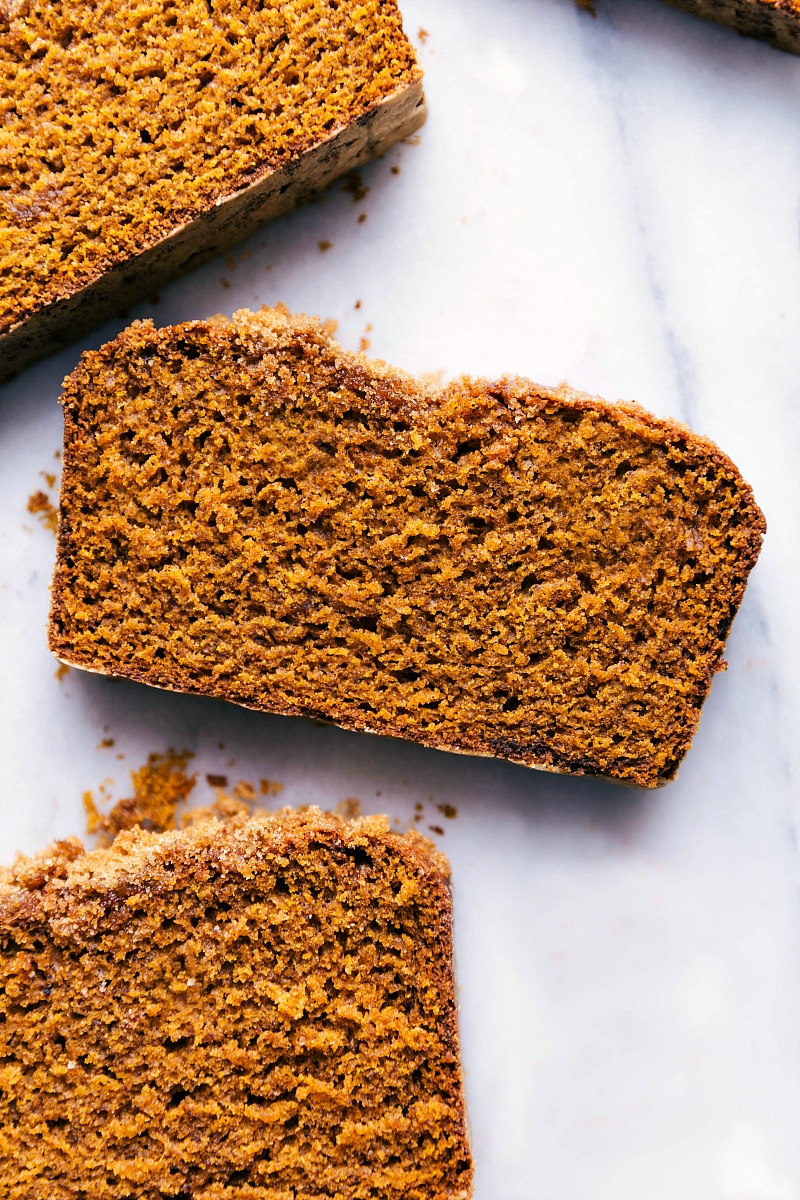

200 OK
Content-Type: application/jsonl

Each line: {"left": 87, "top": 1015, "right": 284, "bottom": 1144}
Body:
{"left": 85, "top": 750, "right": 196, "bottom": 843}
{"left": 428, "top": 825, "right": 444, "bottom": 837}
{"left": 318, "top": 240, "right": 332, "bottom": 252}
{"left": 27, "top": 490, "right": 57, "bottom": 532}
{"left": 183, "top": 791, "right": 250, "bottom": 826}
{"left": 233, "top": 780, "right": 257, "bottom": 802}
{"left": 260, "top": 779, "right": 285, "bottom": 797}
{"left": 359, "top": 337, "right": 371, "bottom": 351}
{"left": 98, "top": 738, "right": 115, "bottom": 749}
{"left": 358, "top": 212, "right": 367, "bottom": 224}
{"left": 437, "top": 804, "right": 457, "bottom": 820}
{"left": 341, "top": 172, "right": 369, "bottom": 203}
{"left": 82, "top": 791, "right": 102, "bottom": 835}
{"left": 418, "top": 27, "right": 429, "bottom": 42}
{"left": 54, "top": 663, "right": 69, "bottom": 682}
{"left": 206, "top": 774, "right": 228, "bottom": 788}
{"left": 336, "top": 797, "right": 362, "bottom": 819}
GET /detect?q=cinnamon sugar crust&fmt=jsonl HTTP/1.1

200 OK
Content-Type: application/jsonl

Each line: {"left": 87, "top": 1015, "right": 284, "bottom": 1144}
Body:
{"left": 0, "top": 809, "right": 472, "bottom": 1198}
{"left": 50, "top": 307, "right": 766, "bottom": 788}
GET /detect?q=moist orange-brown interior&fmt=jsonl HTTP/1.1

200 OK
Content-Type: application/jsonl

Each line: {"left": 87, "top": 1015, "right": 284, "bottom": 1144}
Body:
{"left": 0, "top": 0, "right": 418, "bottom": 333}
{"left": 0, "top": 811, "right": 472, "bottom": 1199}
{"left": 50, "top": 308, "right": 765, "bottom": 787}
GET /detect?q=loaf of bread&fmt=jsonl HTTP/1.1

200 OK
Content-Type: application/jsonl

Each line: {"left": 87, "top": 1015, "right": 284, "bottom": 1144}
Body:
{"left": 0, "top": 0, "right": 423, "bottom": 381}
{"left": 0, "top": 808, "right": 472, "bottom": 1198}
{"left": 50, "top": 307, "right": 765, "bottom": 787}
{"left": 663, "top": 0, "right": 800, "bottom": 55}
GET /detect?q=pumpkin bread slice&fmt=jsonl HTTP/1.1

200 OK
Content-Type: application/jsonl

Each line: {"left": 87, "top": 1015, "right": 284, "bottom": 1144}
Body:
{"left": 50, "top": 306, "right": 765, "bottom": 787}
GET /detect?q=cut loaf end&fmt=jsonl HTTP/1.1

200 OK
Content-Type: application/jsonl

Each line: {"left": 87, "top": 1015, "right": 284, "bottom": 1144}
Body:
{"left": 50, "top": 307, "right": 765, "bottom": 788}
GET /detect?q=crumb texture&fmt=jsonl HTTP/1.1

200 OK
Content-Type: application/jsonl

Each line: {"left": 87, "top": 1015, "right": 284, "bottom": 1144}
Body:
{"left": 50, "top": 308, "right": 765, "bottom": 787}
{"left": 0, "top": 0, "right": 419, "bottom": 334}
{"left": 0, "top": 810, "right": 471, "bottom": 1198}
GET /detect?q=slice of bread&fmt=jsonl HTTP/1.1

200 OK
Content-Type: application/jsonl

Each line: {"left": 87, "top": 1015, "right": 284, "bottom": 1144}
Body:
{"left": 0, "top": 809, "right": 472, "bottom": 1198}
{"left": 0, "top": 0, "right": 423, "bottom": 381}
{"left": 50, "top": 307, "right": 765, "bottom": 787}
{"left": 663, "top": 0, "right": 800, "bottom": 54}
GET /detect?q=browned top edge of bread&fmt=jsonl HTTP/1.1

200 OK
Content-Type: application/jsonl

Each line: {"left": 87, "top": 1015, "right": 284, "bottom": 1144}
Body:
{"left": 0, "top": 807, "right": 450, "bottom": 910}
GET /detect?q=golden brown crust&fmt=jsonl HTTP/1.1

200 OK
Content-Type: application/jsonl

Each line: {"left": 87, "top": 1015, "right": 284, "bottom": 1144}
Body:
{"left": 0, "top": 809, "right": 472, "bottom": 1199}
{"left": 0, "top": 0, "right": 423, "bottom": 378}
{"left": 662, "top": 0, "right": 800, "bottom": 54}
{"left": 50, "top": 307, "right": 766, "bottom": 788}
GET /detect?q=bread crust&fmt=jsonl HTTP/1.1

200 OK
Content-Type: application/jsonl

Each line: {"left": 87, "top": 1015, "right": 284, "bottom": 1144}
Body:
{"left": 663, "top": 0, "right": 800, "bottom": 54}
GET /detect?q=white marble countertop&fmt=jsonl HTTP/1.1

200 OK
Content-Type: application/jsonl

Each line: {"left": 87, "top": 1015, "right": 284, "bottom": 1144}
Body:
{"left": 2, "top": 0, "right": 800, "bottom": 1195}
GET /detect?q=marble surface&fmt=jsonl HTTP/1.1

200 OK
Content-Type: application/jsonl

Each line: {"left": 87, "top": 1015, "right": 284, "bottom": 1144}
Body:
{"left": 2, "top": 0, "right": 800, "bottom": 1195}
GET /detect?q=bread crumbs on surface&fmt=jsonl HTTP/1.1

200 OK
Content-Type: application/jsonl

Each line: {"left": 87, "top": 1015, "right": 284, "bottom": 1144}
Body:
{"left": 341, "top": 171, "right": 369, "bottom": 202}
{"left": 336, "top": 797, "right": 362, "bottom": 819}
{"left": 318, "top": 239, "right": 333, "bottom": 252}
{"left": 54, "top": 663, "right": 69, "bottom": 681}
{"left": 27, "top": 490, "right": 57, "bottom": 531}
{"left": 84, "top": 749, "right": 196, "bottom": 843}
{"left": 260, "top": 778, "right": 285, "bottom": 796}
{"left": 233, "top": 780, "right": 257, "bottom": 802}
{"left": 182, "top": 790, "right": 251, "bottom": 826}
